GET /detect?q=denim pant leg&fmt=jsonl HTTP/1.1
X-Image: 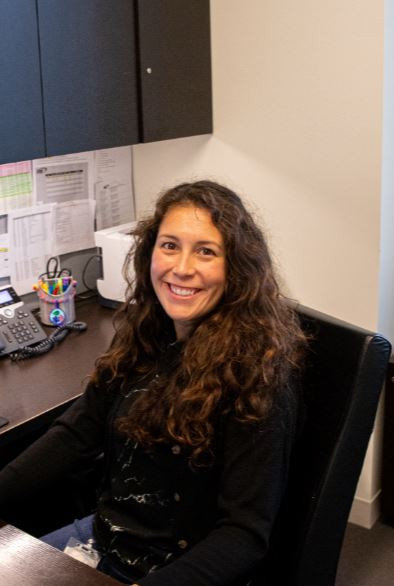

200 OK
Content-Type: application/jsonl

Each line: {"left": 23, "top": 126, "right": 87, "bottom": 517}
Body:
{"left": 41, "top": 515, "right": 140, "bottom": 584}
{"left": 40, "top": 514, "right": 94, "bottom": 551}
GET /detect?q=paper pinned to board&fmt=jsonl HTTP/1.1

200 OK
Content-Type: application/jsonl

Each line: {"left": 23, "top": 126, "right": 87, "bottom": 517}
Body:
{"left": 94, "top": 146, "right": 135, "bottom": 230}
{"left": 53, "top": 199, "right": 96, "bottom": 256}
{"left": 0, "top": 233, "right": 9, "bottom": 279}
{"left": 0, "top": 215, "right": 9, "bottom": 278}
{"left": 0, "top": 161, "right": 33, "bottom": 213}
{"left": 33, "top": 151, "right": 94, "bottom": 205}
{"left": 8, "top": 204, "right": 54, "bottom": 295}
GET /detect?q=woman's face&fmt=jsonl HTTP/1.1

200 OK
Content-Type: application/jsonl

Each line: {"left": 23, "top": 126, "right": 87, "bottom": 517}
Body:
{"left": 150, "top": 204, "right": 226, "bottom": 340}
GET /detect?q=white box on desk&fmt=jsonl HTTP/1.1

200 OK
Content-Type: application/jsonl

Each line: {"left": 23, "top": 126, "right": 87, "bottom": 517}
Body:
{"left": 94, "top": 222, "right": 136, "bottom": 307}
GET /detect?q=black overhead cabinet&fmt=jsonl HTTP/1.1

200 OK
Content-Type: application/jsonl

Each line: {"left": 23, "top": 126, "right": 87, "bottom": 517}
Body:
{"left": 137, "top": 0, "right": 212, "bottom": 143}
{"left": 0, "top": 0, "right": 212, "bottom": 165}
{"left": 0, "top": 0, "right": 46, "bottom": 163}
{"left": 38, "top": 0, "right": 140, "bottom": 156}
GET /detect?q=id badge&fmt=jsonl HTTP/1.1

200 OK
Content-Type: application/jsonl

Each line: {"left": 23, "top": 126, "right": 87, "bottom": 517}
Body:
{"left": 63, "top": 537, "right": 102, "bottom": 568}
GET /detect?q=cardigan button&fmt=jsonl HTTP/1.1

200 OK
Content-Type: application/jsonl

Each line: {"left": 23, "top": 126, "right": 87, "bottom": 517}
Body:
{"left": 177, "top": 539, "right": 188, "bottom": 549}
{"left": 171, "top": 445, "right": 181, "bottom": 455}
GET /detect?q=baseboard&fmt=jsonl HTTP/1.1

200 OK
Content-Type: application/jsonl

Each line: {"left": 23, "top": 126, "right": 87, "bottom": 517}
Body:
{"left": 348, "top": 490, "right": 381, "bottom": 529}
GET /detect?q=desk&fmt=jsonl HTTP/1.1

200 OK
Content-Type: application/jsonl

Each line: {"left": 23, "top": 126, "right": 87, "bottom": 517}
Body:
{"left": 0, "top": 298, "right": 115, "bottom": 449}
{"left": 0, "top": 521, "right": 118, "bottom": 585}
{"left": 0, "top": 298, "right": 116, "bottom": 536}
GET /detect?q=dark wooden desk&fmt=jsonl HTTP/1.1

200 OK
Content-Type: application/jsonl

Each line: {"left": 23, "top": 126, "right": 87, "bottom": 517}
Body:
{"left": 0, "top": 521, "right": 118, "bottom": 585}
{"left": 0, "top": 298, "right": 115, "bottom": 536}
{"left": 0, "top": 298, "right": 115, "bottom": 448}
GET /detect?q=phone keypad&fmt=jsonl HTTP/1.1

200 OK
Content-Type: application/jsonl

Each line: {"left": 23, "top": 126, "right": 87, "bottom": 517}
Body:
{"left": 0, "top": 309, "right": 47, "bottom": 354}
{"left": 8, "top": 314, "right": 38, "bottom": 344}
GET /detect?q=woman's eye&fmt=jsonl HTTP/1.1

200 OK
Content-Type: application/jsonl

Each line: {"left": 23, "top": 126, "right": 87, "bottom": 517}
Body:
{"left": 161, "top": 241, "right": 177, "bottom": 250}
{"left": 198, "top": 247, "right": 215, "bottom": 256}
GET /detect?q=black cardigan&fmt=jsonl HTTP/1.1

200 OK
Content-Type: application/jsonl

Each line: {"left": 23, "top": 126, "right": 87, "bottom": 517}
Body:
{"left": 0, "top": 355, "right": 300, "bottom": 585}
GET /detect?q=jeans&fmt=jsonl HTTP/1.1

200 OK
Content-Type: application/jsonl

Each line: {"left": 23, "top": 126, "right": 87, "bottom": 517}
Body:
{"left": 40, "top": 514, "right": 95, "bottom": 550}
{"left": 40, "top": 514, "right": 140, "bottom": 584}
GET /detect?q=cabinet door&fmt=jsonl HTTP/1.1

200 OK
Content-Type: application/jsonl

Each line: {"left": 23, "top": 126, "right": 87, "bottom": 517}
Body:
{"left": 137, "top": 0, "right": 212, "bottom": 143}
{"left": 0, "top": 0, "right": 45, "bottom": 164}
{"left": 37, "top": 0, "right": 139, "bottom": 156}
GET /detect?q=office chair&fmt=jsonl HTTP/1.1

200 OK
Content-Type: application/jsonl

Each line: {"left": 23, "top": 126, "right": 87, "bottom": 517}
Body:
{"left": 255, "top": 304, "right": 391, "bottom": 586}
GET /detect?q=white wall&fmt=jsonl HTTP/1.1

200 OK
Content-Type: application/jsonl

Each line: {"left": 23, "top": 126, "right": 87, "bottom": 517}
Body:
{"left": 380, "top": 0, "right": 394, "bottom": 342}
{"left": 133, "top": 0, "right": 387, "bottom": 527}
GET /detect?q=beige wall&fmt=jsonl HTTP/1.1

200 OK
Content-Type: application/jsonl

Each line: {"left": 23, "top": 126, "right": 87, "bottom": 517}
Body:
{"left": 133, "top": 0, "right": 386, "bottom": 525}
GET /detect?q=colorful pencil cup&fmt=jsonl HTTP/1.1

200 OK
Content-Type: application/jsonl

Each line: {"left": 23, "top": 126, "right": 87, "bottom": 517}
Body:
{"left": 35, "top": 276, "right": 77, "bottom": 326}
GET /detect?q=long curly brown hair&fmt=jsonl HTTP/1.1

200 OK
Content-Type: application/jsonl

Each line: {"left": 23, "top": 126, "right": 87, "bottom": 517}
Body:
{"left": 92, "top": 180, "right": 307, "bottom": 463}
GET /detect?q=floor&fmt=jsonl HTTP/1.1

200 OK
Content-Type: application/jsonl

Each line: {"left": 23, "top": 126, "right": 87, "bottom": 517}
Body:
{"left": 336, "top": 520, "right": 394, "bottom": 586}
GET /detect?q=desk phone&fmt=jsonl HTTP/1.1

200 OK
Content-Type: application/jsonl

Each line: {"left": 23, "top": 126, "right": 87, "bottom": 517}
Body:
{"left": 0, "top": 285, "right": 47, "bottom": 356}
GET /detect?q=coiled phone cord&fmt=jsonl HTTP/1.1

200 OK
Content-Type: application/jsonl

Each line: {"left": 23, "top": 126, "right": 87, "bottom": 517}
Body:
{"left": 10, "top": 321, "right": 88, "bottom": 361}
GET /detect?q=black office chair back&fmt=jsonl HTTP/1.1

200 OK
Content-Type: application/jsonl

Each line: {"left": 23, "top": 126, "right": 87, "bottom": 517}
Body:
{"left": 259, "top": 305, "right": 391, "bottom": 586}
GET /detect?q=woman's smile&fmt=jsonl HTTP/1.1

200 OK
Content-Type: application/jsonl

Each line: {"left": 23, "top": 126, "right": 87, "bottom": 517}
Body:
{"left": 167, "top": 283, "right": 201, "bottom": 297}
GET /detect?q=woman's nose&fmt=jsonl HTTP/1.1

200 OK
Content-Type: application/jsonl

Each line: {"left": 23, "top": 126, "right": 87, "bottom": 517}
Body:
{"left": 173, "top": 253, "right": 195, "bottom": 277}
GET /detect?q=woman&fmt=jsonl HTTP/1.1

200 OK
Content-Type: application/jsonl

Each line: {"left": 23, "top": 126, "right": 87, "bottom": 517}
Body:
{"left": 0, "top": 180, "right": 306, "bottom": 585}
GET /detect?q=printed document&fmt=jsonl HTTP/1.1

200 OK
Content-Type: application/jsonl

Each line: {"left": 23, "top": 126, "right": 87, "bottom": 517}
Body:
{"left": 53, "top": 199, "right": 96, "bottom": 256}
{"left": 0, "top": 161, "right": 33, "bottom": 213}
{"left": 8, "top": 204, "right": 54, "bottom": 295}
{"left": 94, "top": 146, "right": 135, "bottom": 230}
{"left": 0, "top": 216, "right": 9, "bottom": 279}
{"left": 33, "top": 151, "right": 94, "bottom": 205}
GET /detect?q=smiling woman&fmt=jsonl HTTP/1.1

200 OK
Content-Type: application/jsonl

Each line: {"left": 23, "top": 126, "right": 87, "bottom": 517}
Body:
{"left": 0, "top": 180, "right": 307, "bottom": 586}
